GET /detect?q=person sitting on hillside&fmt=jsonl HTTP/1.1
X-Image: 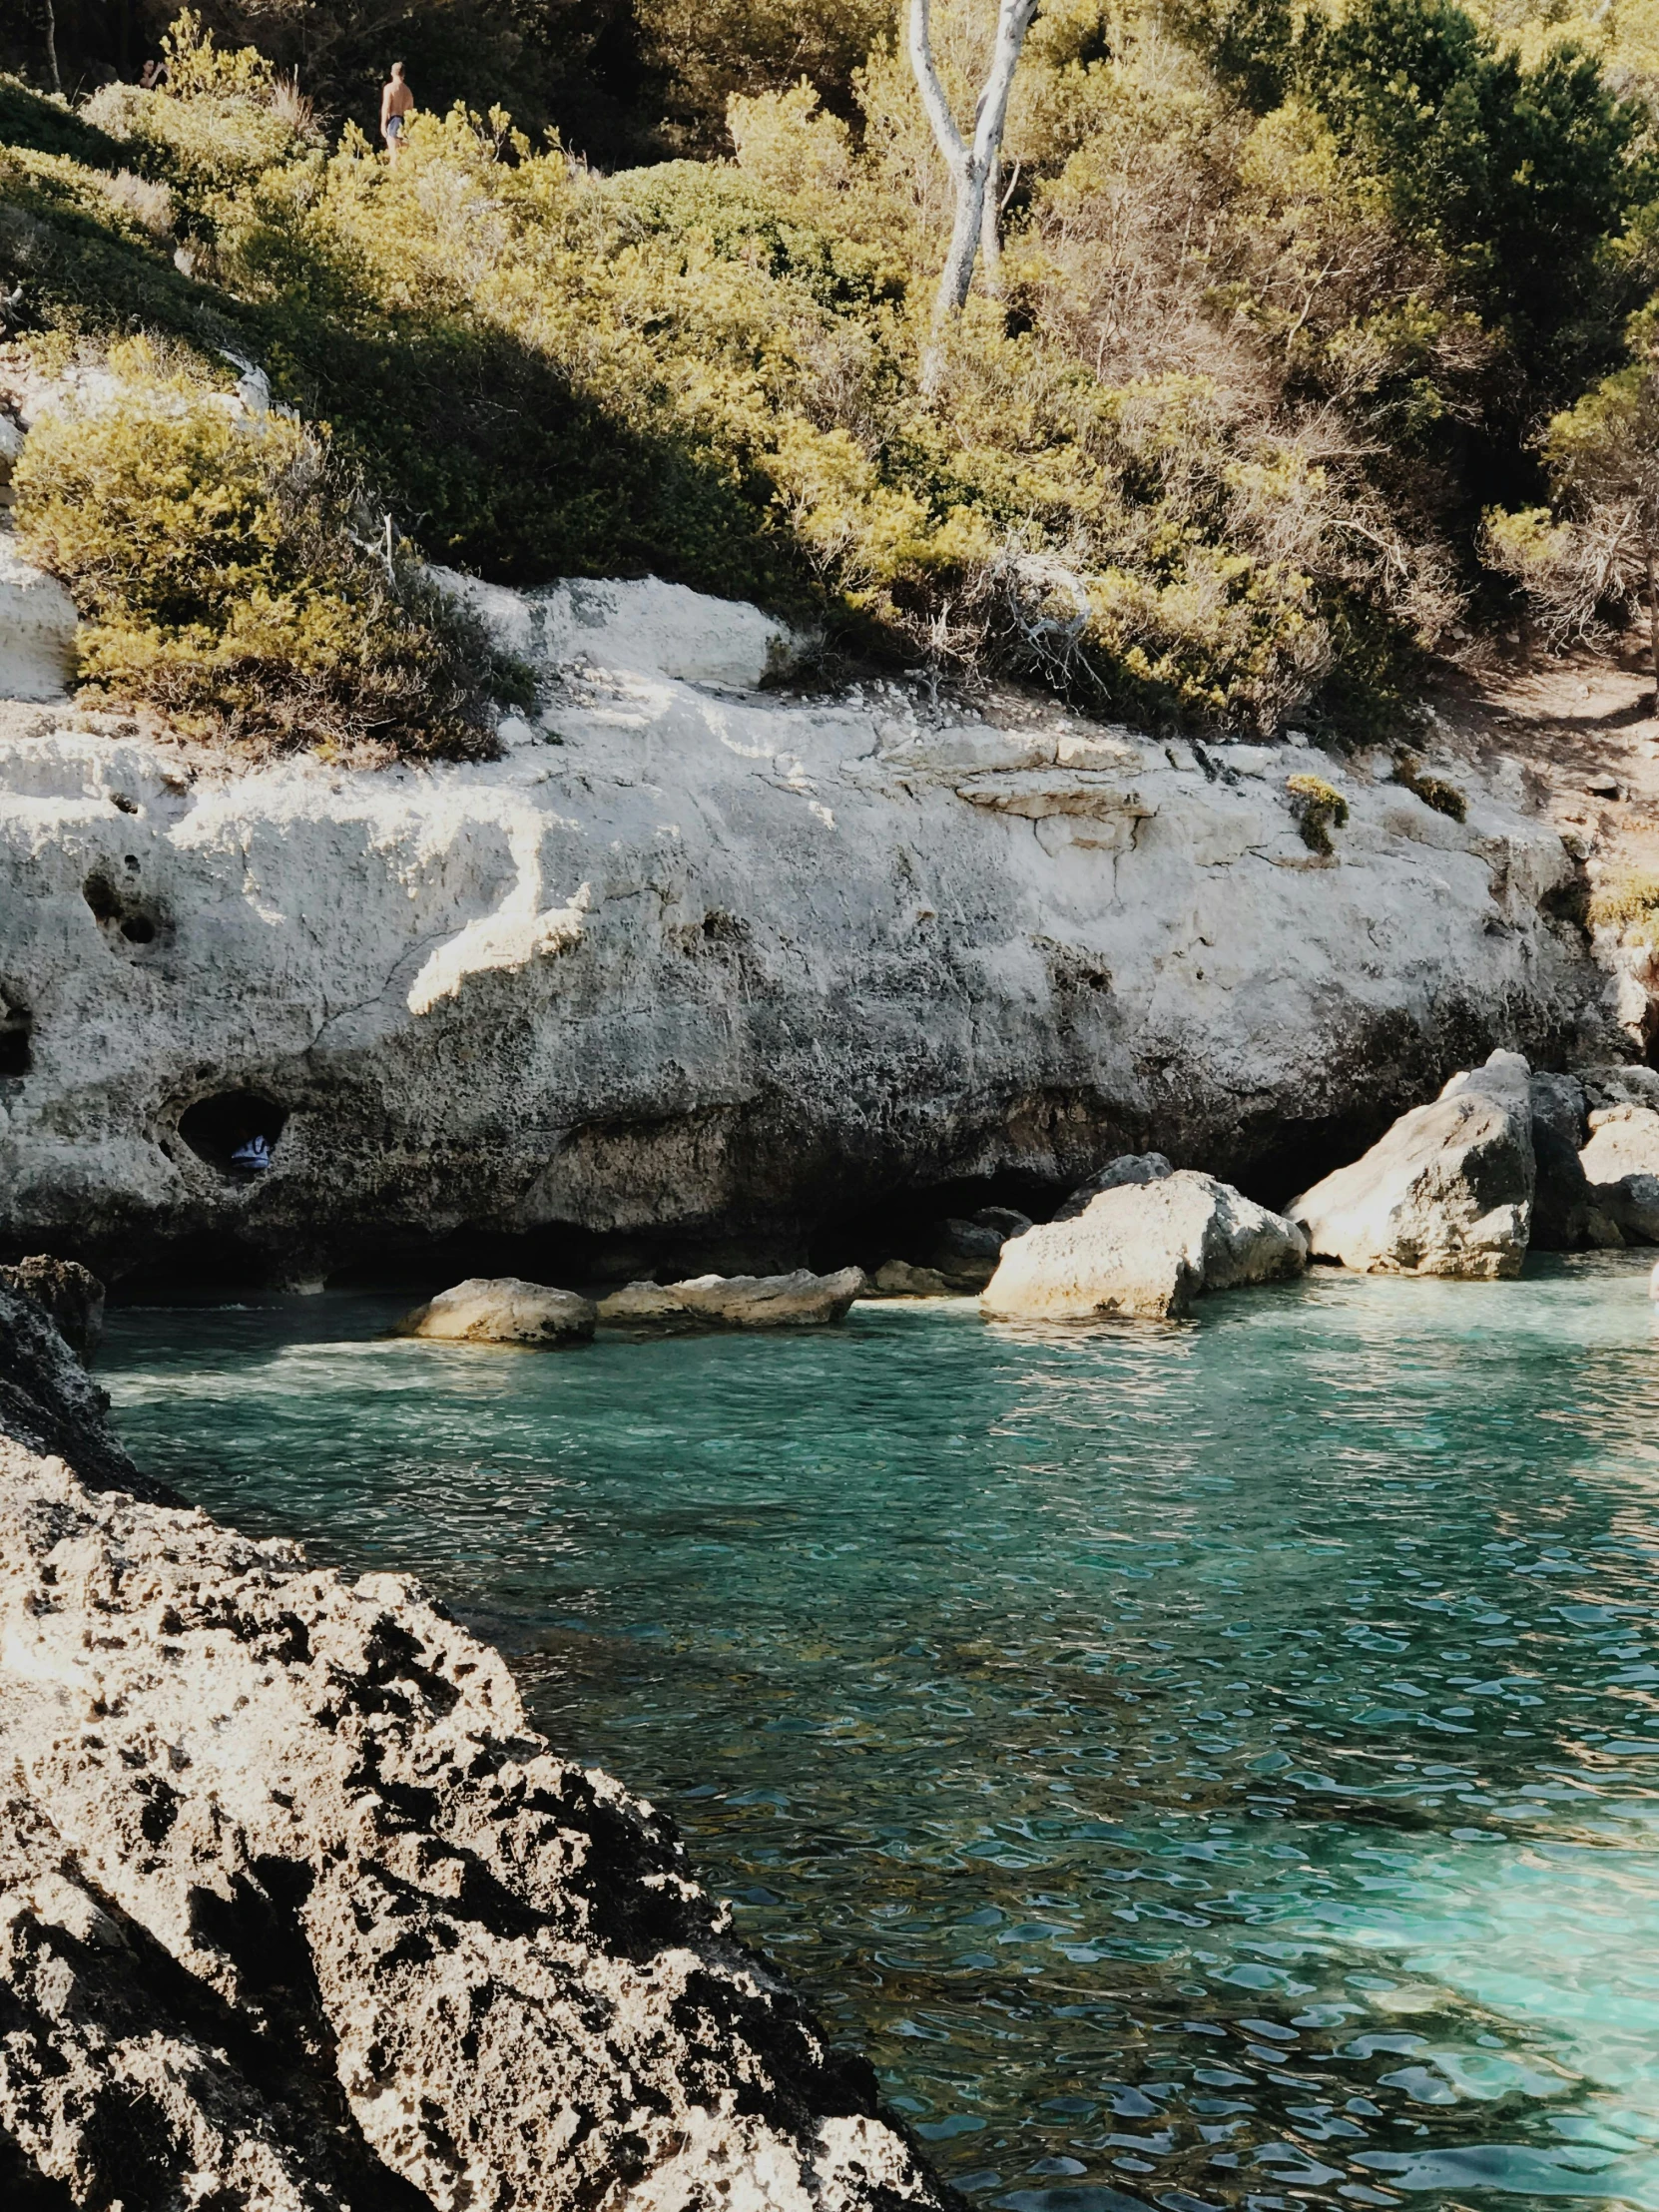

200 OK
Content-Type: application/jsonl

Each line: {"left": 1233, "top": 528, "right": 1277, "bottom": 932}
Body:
{"left": 380, "top": 63, "right": 414, "bottom": 164}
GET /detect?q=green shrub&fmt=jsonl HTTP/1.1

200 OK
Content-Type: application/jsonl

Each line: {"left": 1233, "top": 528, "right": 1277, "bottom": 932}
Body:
{"left": 1391, "top": 749, "right": 1467, "bottom": 821}
{"left": 13, "top": 350, "right": 528, "bottom": 761}
{"left": 1286, "top": 771, "right": 1349, "bottom": 852}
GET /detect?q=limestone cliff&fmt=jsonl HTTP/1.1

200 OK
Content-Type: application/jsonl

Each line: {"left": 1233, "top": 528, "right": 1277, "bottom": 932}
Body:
{"left": 0, "top": 574, "right": 1611, "bottom": 1282}
{"left": 0, "top": 1280, "right": 955, "bottom": 2210}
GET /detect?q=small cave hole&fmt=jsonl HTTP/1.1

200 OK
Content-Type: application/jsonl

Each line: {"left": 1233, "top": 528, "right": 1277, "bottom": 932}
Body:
{"left": 0, "top": 994, "right": 31, "bottom": 1080}
{"left": 179, "top": 1093, "right": 288, "bottom": 1178}
{"left": 83, "top": 867, "right": 168, "bottom": 953}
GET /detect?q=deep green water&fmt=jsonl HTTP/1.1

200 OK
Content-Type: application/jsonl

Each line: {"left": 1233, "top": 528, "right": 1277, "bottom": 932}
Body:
{"left": 101, "top": 1258, "right": 1659, "bottom": 2212}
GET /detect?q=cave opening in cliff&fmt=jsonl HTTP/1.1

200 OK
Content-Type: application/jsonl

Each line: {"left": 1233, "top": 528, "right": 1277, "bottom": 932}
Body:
{"left": 179, "top": 1093, "right": 289, "bottom": 1177}
{"left": 809, "top": 1169, "right": 1063, "bottom": 1280}
{"left": 82, "top": 866, "right": 168, "bottom": 950}
{"left": 0, "top": 993, "right": 30, "bottom": 1079}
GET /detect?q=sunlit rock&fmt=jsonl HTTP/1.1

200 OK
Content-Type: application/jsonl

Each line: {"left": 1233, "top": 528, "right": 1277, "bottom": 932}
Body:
{"left": 1289, "top": 1050, "right": 1535, "bottom": 1278}
{"left": 982, "top": 1169, "right": 1306, "bottom": 1321}
{"left": 396, "top": 1276, "right": 597, "bottom": 1345}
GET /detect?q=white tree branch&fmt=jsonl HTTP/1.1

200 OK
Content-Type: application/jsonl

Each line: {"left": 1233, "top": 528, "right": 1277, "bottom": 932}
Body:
{"left": 909, "top": 0, "right": 1040, "bottom": 385}
{"left": 908, "top": 0, "right": 967, "bottom": 182}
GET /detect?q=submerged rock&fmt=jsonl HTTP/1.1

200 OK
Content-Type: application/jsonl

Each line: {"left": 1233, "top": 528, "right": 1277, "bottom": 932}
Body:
{"left": 982, "top": 1170, "right": 1306, "bottom": 1321}
{"left": 1289, "top": 1049, "right": 1535, "bottom": 1278}
{"left": 0, "top": 1279, "right": 950, "bottom": 2212}
{"left": 0, "top": 1253, "right": 105, "bottom": 1358}
{"left": 1052, "top": 1151, "right": 1174, "bottom": 1223}
{"left": 397, "top": 1276, "right": 598, "bottom": 1345}
{"left": 598, "top": 1267, "right": 865, "bottom": 1329}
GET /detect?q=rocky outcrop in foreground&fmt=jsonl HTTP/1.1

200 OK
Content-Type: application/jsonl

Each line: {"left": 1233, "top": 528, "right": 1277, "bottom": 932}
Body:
{"left": 0, "top": 1285, "right": 953, "bottom": 2211}
{"left": 0, "top": 575, "right": 1615, "bottom": 1283}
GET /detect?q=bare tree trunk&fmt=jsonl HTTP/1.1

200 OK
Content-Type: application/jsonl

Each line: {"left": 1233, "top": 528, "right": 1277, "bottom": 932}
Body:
{"left": 41, "top": 0, "right": 62, "bottom": 95}
{"left": 909, "top": 0, "right": 1038, "bottom": 387}
{"left": 979, "top": 151, "right": 1002, "bottom": 297}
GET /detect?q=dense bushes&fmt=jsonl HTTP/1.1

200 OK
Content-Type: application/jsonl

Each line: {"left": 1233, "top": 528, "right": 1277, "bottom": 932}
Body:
{"left": 12, "top": 348, "right": 526, "bottom": 760}
{"left": 3, "top": 0, "right": 1659, "bottom": 752}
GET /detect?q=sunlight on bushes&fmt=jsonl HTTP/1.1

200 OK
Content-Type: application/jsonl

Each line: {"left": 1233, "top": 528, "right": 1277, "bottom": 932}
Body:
{"left": 13, "top": 344, "right": 526, "bottom": 762}
{"left": 3, "top": 0, "right": 1656, "bottom": 749}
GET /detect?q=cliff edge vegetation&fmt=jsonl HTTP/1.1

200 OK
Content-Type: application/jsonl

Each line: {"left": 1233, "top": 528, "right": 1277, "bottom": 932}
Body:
{"left": 3, "top": 0, "right": 1659, "bottom": 755}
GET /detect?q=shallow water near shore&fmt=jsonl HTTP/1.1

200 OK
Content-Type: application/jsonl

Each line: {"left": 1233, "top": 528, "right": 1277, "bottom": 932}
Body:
{"left": 103, "top": 1257, "right": 1659, "bottom": 2212}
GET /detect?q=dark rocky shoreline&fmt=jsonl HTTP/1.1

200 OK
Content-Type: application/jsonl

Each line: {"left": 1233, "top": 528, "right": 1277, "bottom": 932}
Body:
{"left": 0, "top": 1279, "right": 957, "bottom": 2211}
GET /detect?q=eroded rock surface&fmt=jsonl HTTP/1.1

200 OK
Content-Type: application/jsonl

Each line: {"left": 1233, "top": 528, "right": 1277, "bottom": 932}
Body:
{"left": 0, "top": 1304, "right": 953, "bottom": 2212}
{"left": 981, "top": 1170, "right": 1306, "bottom": 1321}
{"left": 597, "top": 1268, "right": 865, "bottom": 1329}
{"left": 0, "top": 577, "right": 1611, "bottom": 1282}
{"left": 1289, "top": 1050, "right": 1536, "bottom": 1278}
{"left": 396, "top": 1276, "right": 597, "bottom": 1346}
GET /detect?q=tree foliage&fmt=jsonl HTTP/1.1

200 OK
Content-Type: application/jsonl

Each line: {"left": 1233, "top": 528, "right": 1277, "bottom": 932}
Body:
{"left": 3, "top": 0, "right": 1659, "bottom": 753}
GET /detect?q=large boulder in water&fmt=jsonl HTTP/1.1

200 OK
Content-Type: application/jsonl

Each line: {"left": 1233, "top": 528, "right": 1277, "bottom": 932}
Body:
{"left": 982, "top": 1170, "right": 1306, "bottom": 1321}
{"left": 397, "top": 1277, "right": 597, "bottom": 1345}
{"left": 598, "top": 1267, "right": 866, "bottom": 1329}
{"left": 1289, "top": 1049, "right": 1535, "bottom": 1278}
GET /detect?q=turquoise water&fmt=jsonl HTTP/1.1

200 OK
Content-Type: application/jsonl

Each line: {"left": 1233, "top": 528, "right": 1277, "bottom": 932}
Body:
{"left": 101, "top": 1258, "right": 1659, "bottom": 2212}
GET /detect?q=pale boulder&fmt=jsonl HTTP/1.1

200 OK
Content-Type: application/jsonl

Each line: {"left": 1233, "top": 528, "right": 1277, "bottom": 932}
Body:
{"left": 599, "top": 1267, "right": 865, "bottom": 1329}
{"left": 1580, "top": 1103, "right": 1659, "bottom": 1183}
{"left": 1053, "top": 1151, "right": 1174, "bottom": 1223}
{"left": 1289, "top": 1049, "right": 1535, "bottom": 1278}
{"left": 1579, "top": 1103, "right": 1659, "bottom": 1247}
{"left": 982, "top": 1170, "right": 1306, "bottom": 1321}
{"left": 397, "top": 1276, "right": 597, "bottom": 1345}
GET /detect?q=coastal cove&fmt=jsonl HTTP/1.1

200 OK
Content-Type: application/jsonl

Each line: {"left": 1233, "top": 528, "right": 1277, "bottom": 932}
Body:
{"left": 103, "top": 1261, "right": 1659, "bottom": 2212}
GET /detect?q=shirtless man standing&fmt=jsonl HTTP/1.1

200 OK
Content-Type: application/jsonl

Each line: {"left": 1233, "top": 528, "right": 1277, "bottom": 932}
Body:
{"left": 380, "top": 63, "right": 414, "bottom": 163}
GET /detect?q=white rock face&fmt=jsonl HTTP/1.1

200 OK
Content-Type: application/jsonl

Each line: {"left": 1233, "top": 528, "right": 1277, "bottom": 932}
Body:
{"left": 396, "top": 1276, "right": 597, "bottom": 1344}
{"left": 982, "top": 1169, "right": 1307, "bottom": 1320}
{"left": 433, "top": 570, "right": 800, "bottom": 691}
{"left": 0, "top": 577, "right": 1606, "bottom": 1279}
{"left": 597, "top": 1267, "right": 864, "bottom": 1328}
{"left": 1289, "top": 1048, "right": 1536, "bottom": 1277}
{"left": 0, "top": 537, "right": 77, "bottom": 701}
